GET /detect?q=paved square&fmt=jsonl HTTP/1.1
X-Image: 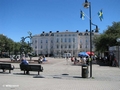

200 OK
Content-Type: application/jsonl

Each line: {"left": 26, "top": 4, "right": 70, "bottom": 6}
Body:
{"left": 0, "top": 57, "right": 120, "bottom": 90}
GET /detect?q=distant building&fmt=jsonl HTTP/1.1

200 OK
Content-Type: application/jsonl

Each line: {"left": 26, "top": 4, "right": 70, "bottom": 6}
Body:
{"left": 31, "top": 30, "right": 100, "bottom": 57}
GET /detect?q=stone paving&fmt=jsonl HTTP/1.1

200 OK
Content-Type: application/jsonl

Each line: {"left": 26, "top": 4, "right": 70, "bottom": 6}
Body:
{"left": 0, "top": 57, "right": 120, "bottom": 90}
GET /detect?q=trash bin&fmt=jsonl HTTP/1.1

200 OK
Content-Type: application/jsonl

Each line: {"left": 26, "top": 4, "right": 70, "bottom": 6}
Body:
{"left": 81, "top": 64, "right": 88, "bottom": 78}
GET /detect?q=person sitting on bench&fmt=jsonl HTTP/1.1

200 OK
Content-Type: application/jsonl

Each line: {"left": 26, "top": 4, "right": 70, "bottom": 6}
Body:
{"left": 21, "top": 59, "right": 29, "bottom": 65}
{"left": 20, "top": 57, "right": 29, "bottom": 74}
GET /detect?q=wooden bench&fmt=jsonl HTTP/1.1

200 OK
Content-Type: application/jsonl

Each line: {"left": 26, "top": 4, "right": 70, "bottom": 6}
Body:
{"left": 0, "top": 63, "right": 14, "bottom": 73}
{"left": 20, "top": 64, "right": 43, "bottom": 75}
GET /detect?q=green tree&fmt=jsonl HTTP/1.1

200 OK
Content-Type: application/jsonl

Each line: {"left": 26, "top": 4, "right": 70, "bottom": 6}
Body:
{"left": 13, "top": 42, "right": 21, "bottom": 55}
{"left": 0, "top": 34, "right": 9, "bottom": 57}
{"left": 94, "top": 21, "right": 120, "bottom": 52}
{"left": 5, "top": 38, "right": 14, "bottom": 56}
{"left": 0, "top": 32, "right": 33, "bottom": 58}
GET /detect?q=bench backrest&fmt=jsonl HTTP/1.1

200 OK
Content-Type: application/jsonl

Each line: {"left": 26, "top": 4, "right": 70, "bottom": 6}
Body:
{"left": 20, "top": 64, "right": 43, "bottom": 71}
{"left": 0, "top": 63, "right": 13, "bottom": 70}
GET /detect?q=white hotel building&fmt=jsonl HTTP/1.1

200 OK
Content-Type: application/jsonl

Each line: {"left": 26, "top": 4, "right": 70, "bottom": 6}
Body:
{"left": 31, "top": 30, "right": 99, "bottom": 57}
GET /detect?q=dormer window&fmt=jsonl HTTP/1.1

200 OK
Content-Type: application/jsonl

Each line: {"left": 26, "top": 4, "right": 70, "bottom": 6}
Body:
{"left": 84, "top": 33, "right": 88, "bottom": 35}
{"left": 51, "top": 33, "right": 54, "bottom": 36}
{"left": 79, "top": 33, "right": 83, "bottom": 35}
{"left": 45, "top": 33, "right": 49, "bottom": 36}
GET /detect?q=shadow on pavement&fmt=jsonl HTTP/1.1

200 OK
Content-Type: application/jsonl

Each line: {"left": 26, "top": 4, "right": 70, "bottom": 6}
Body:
{"left": 33, "top": 75, "right": 45, "bottom": 78}
{"left": 96, "top": 60, "right": 110, "bottom": 66}
{"left": 73, "top": 76, "right": 82, "bottom": 78}
{"left": 13, "top": 72, "right": 42, "bottom": 76}
{"left": 0, "top": 72, "right": 11, "bottom": 74}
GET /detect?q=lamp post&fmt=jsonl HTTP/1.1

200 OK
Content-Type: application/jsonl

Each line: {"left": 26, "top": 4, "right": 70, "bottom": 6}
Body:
{"left": 82, "top": 0, "right": 99, "bottom": 77}
{"left": 83, "top": 0, "right": 92, "bottom": 77}
{"left": 116, "top": 38, "right": 120, "bottom": 67}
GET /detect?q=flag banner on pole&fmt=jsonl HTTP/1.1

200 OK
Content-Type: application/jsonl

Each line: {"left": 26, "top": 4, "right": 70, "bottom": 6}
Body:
{"left": 98, "top": 9, "right": 103, "bottom": 21}
{"left": 80, "top": 10, "right": 85, "bottom": 20}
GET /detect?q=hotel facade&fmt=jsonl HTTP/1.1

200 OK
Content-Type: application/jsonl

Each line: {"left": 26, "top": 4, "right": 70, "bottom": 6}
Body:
{"left": 31, "top": 30, "right": 99, "bottom": 57}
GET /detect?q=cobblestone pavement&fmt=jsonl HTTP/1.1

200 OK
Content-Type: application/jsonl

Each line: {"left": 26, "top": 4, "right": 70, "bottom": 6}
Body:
{"left": 0, "top": 57, "right": 120, "bottom": 90}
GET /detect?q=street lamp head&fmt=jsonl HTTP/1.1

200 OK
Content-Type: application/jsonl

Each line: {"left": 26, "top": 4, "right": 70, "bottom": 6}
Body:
{"left": 116, "top": 38, "right": 120, "bottom": 42}
{"left": 85, "top": 0, "right": 88, "bottom": 3}
{"left": 95, "top": 26, "right": 99, "bottom": 32}
{"left": 83, "top": 0, "right": 89, "bottom": 8}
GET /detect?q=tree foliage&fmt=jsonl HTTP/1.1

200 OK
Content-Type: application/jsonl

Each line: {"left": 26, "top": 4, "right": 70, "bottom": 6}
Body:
{"left": 0, "top": 34, "right": 32, "bottom": 57}
{"left": 94, "top": 21, "right": 120, "bottom": 52}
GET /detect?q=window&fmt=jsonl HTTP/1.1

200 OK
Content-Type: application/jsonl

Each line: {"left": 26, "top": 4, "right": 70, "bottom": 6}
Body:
{"left": 61, "top": 45, "right": 63, "bottom": 48}
{"left": 80, "top": 44, "right": 82, "bottom": 48}
{"left": 35, "top": 46, "right": 37, "bottom": 49}
{"left": 73, "top": 34, "right": 75, "bottom": 36}
{"left": 65, "top": 38, "right": 67, "bottom": 42}
{"left": 45, "top": 33, "right": 49, "bottom": 36}
{"left": 61, "top": 38, "right": 63, "bottom": 42}
{"left": 41, "top": 40, "right": 42, "bottom": 43}
{"left": 51, "top": 40, "right": 53, "bottom": 43}
{"left": 40, "top": 34, "right": 44, "bottom": 36}
{"left": 57, "top": 38, "right": 59, "bottom": 42}
{"left": 84, "top": 33, "right": 88, "bottom": 35}
{"left": 80, "top": 40, "right": 82, "bottom": 43}
{"left": 65, "top": 45, "right": 67, "bottom": 48}
{"left": 69, "top": 45, "right": 71, "bottom": 48}
{"left": 41, "top": 51, "right": 42, "bottom": 54}
{"left": 51, "top": 33, "right": 54, "bottom": 36}
{"left": 57, "top": 45, "right": 59, "bottom": 48}
{"left": 41, "top": 45, "right": 42, "bottom": 49}
{"left": 73, "top": 45, "right": 75, "bottom": 48}
{"left": 69, "top": 38, "right": 71, "bottom": 42}
{"left": 57, "top": 51, "right": 59, "bottom": 54}
{"left": 46, "top": 40, "right": 48, "bottom": 43}
{"left": 79, "top": 33, "right": 83, "bottom": 35}
{"left": 51, "top": 46, "right": 53, "bottom": 48}
{"left": 73, "top": 38, "right": 75, "bottom": 42}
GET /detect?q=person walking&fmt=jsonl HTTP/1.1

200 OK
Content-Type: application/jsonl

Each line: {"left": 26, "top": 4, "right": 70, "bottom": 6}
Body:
{"left": 66, "top": 56, "right": 69, "bottom": 65}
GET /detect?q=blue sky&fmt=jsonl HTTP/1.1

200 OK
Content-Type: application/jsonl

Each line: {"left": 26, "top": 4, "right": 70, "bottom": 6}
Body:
{"left": 0, "top": 0, "right": 120, "bottom": 42}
